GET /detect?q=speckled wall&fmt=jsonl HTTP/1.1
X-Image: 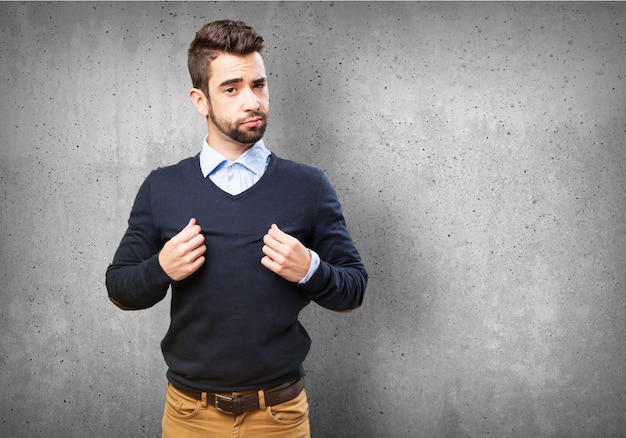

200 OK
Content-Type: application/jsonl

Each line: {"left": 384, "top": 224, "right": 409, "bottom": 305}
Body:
{"left": 1, "top": 2, "right": 625, "bottom": 437}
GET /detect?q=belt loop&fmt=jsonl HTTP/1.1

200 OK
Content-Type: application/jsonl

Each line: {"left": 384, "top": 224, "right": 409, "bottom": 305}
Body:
{"left": 257, "top": 389, "right": 266, "bottom": 410}
{"left": 201, "top": 391, "right": 208, "bottom": 408}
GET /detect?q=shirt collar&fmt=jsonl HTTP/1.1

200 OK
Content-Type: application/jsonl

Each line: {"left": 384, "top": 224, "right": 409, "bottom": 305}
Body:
{"left": 199, "top": 136, "right": 271, "bottom": 178}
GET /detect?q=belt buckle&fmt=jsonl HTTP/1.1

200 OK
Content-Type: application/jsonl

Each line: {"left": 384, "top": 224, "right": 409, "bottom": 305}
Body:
{"left": 215, "top": 393, "right": 242, "bottom": 415}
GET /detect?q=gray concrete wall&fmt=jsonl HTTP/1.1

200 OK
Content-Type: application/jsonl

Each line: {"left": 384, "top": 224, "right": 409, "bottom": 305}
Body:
{"left": 1, "top": 2, "right": 625, "bottom": 437}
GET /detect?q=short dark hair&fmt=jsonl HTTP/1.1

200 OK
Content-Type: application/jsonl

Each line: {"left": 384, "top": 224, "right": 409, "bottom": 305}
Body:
{"left": 187, "top": 20, "right": 265, "bottom": 98}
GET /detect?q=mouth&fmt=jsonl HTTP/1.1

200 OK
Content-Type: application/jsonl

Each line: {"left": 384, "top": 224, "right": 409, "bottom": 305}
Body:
{"left": 241, "top": 117, "right": 264, "bottom": 128}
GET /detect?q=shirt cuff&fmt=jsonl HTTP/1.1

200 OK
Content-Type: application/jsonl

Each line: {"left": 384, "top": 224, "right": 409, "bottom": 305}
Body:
{"left": 298, "top": 249, "right": 320, "bottom": 284}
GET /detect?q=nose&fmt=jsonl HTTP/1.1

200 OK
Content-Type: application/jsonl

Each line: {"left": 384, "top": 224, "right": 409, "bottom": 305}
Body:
{"left": 242, "top": 87, "right": 260, "bottom": 110}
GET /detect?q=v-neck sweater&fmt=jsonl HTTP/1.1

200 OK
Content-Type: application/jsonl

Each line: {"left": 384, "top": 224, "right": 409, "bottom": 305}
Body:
{"left": 106, "top": 154, "right": 367, "bottom": 392}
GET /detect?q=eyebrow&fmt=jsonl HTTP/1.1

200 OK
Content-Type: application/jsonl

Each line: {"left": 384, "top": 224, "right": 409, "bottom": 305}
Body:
{"left": 219, "top": 77, "right": 267, "bottom": 87}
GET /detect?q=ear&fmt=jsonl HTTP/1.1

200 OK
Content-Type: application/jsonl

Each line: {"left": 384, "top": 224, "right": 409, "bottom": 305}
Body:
{"left": 189, "top": 88, "right": 209, "bottom": 117}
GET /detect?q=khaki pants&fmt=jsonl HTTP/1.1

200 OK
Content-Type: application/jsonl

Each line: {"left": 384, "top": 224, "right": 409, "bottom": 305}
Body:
{"left": 162, "top": 382, "right": 311, "bottom": 438}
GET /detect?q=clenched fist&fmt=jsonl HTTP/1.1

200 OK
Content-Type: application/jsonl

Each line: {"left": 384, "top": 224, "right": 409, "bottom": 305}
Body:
{"left": 261, "top": 224, "right": 311, "bottom": 283}
{"left": 158, "top": 218, "right": 206, "bottom": 281}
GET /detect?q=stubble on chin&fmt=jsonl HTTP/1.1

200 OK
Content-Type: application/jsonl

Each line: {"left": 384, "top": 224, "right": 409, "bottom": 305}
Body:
{"left": 227, "top": 111, "right": 267, "bottom": 144}
{"left": 231, "top": 122, "right": 267, "bottom": 145}
{"left": 214, "top": 110, "right": 269, "bottom": 145}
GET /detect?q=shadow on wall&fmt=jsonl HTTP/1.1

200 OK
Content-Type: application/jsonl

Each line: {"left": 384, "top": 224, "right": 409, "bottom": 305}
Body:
{"left": 294, "top": 85, "right": 439, "bottom": 435}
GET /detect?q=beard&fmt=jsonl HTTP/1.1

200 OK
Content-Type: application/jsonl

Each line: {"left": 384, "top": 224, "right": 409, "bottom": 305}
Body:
{"left": 208, "top": 108, "right": 269, "bottom": 145}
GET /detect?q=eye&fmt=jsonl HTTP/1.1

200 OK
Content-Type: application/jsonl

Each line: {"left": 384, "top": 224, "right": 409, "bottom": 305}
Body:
{"left": 225, "top": 87, "right": 236, "bottom": 94}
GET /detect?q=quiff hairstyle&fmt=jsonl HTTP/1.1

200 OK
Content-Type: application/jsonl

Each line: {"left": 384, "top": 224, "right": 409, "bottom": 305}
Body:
{"left": 187, "top": 20, "right": 265, "bottom": 99}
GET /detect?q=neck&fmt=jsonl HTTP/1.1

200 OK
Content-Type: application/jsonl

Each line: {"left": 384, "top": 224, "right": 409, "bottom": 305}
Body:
{"left": 210, "top": 141, "right": 253, "bottom": 161}
{"left": 206, "top": 130, "right": 255, "bottom": 161}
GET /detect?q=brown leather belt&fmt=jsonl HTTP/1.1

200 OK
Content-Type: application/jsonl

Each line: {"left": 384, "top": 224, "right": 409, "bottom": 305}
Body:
{"left": 176, "top": 378, "right": 304, "bottom": 415}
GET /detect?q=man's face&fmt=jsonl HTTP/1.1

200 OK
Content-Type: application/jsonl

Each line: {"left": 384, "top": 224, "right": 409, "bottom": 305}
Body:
{"left": 205, "top": 51, "right": 269, "bottom": 148}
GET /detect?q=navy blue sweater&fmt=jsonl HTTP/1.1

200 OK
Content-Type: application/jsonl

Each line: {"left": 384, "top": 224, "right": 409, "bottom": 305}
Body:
{"left": 106, "top": 154, "right": 367, "bottom": 392}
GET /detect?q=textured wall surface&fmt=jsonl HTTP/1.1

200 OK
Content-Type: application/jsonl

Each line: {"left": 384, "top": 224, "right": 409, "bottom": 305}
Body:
{"left": 1, "top": 2, "right": 625, "bottom": 437}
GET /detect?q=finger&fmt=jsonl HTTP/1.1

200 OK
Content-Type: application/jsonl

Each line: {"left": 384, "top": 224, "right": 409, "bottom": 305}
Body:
{"left": 182, "top": 218, "right": 196, "bottom": 231}
{"left": 266, "top": 225, "right": 302, "bottom": 254}
{"left": 267, "top": 224, "right": 293, "bottom": 244}
{"left": 188, "top": 255, "right": 206, "bottom": 274}
{"left": 176, "top": 219, "right": 202, "bottom": 242}
{"left": 185, "top": 233, "right": 205, "bottom": 251}
{"left": 263, "top": 232, "right": 283, "bottom": 252}
{"left": 187, "top": 239, "right": 206, "bottom": 254}
{"left": 260, "top": 255, "right": 280, "bottom": 273}
{"left": 261, "top": 243, "right": 283, "bottom": 263}
{"left": 188, "top": 243, "right": 207, "bottom": 260}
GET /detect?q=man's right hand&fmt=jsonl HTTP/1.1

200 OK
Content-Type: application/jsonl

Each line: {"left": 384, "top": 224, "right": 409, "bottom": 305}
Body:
{"left": 158, "top": 218, "right": 206, "bottom": 281}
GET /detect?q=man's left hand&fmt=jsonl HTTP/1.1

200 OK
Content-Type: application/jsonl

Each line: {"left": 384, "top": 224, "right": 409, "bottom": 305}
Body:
{"left": 261, "top": 224, "right": 311, "bottom": 283}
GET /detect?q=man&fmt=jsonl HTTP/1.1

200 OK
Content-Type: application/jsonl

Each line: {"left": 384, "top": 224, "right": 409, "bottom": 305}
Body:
{"left": 106, "top": 19, "right": 367, "bottom": 437}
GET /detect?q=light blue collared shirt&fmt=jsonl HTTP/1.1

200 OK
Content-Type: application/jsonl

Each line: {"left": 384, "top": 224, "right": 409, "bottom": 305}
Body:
{"left": 199, "top": 138, "right": 271, "bottom": 195}
{"left": 199, "top": 136, "right": 320, "bottom": 284}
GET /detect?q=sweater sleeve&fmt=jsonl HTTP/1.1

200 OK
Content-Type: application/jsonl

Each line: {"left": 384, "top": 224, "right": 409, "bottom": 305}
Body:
{"left": 298, "top": 172, "right": 368, "bottom": 311}
{"left": 105, "top": 174, "right": 172, "bottom": 310}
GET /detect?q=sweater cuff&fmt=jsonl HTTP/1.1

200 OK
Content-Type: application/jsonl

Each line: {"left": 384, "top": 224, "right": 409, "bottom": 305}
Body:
{"left": 297, "top": 260, "right": 330, "bottom": 296}
{"left": 146, "top": 253, "right": 174, "bottom": 287}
